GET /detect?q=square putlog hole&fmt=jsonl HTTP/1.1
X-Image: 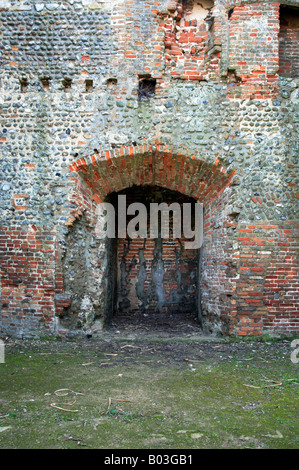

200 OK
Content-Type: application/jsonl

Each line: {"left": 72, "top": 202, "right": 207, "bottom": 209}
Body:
{"left": 138, "top": 77, "right": 156, "bottom": 101}
{"left": 85, "top": 79, "right": 93, "bottom": 92}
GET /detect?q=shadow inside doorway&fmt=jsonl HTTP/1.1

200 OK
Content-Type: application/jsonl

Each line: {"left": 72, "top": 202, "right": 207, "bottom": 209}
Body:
{"left": 108, "top": 311, "right": 202, "bottom": 338}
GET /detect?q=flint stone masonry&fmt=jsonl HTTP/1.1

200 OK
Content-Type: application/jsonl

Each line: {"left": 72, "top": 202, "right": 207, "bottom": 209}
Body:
{"left": 0, "top": 0, "right": 298, "bottom": 338}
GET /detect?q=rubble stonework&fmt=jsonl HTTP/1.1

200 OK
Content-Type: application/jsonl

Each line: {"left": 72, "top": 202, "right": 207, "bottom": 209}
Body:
{"left": 0, "top": 0, "right": 298, "bottom": 337}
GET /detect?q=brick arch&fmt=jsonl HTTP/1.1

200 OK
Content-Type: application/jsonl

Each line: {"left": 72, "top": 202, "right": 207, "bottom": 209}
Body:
{"left": 279, "top": 0, "right": 299, "bottom": 7}
{"left": 69, "top": 143, "right": 236, "bottom": 205}
{"left": 65, "top": 143, "right": 238, "bottom": 335}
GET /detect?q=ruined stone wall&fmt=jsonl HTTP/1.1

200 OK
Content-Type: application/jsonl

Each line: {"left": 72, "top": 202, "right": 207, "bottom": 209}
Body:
{"left": 0, "top": 0, "right": 298, "bottom": 338}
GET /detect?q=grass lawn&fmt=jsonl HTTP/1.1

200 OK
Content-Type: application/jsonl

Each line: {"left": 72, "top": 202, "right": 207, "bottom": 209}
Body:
{"left": 0, "top": 333, "right": 298, "bottom": 450}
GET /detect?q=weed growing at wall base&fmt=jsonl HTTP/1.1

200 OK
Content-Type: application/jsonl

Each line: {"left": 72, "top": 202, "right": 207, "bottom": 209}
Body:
{"left": 0, "top": 340, "right": 4, "bottom": 363}
{"left": 290, "top": 339, "right": 299, "bottom": 364}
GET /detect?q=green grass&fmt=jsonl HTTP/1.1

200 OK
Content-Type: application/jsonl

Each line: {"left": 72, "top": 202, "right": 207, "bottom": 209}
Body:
{"left": 0, "top": 337, "right": 298, "bottom": 449}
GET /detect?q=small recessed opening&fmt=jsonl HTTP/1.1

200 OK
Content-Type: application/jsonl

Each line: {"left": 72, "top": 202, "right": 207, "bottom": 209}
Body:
{"left": 138, "top": 76, "right": 156, "bottom": 101}
{"left": 62, "top": 78, "right": 72, "bottom": 91}
{"left": 106, "top": 78, "right": 118, "bottom": 86}
{"left": 228, "top": 8, "right": 234, "bottom": 19}
{"left": 85, "top": 79, "right": 93, "bottom": 92}
{"left": 41, "top": 77, "right": 50, "bottom": 90}
{"left": 20, "top": 77, "right": 28, "bottom": 92}
{"left": 226, "top": 68, "right": 241, "bottom": 83}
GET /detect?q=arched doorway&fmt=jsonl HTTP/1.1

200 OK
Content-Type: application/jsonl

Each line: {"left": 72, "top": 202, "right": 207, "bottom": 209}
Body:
{"left": 62, "top": 144, "right": 236, "bottom": 335}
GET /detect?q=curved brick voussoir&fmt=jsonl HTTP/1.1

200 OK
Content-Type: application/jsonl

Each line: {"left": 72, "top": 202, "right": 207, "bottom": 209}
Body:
{"left": 69, "top": 144, "right": 237, "bottom": 205}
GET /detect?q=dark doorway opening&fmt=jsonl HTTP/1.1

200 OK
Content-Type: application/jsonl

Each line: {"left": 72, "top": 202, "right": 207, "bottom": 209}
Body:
{"left": 279, "top": 6, "right": 299, "bottom": 77}
{"left": 104, "top": 185, "right": 202, "bottom": 334}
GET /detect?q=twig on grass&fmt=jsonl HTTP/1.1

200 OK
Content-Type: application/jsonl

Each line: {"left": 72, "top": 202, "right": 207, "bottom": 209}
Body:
{"left": 50, "top": 404, "right": 79, "bottom": 412}
{"left": 54, "top": 389, "right": 84, "bottom": 396}
{"left": 105, "top": 397, "right": 132, "bottom": 414}
{"left": 111, "top": 399, "right": 132, "bottom": 403}
{"left": 243, "top": 382, "right": 282, "bottom": 389}
{"left": 262, "top": 375, "right": 282, "bottom": 384}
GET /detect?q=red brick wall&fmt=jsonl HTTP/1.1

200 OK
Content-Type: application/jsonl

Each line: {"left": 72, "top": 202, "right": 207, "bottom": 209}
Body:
{"left": 263, "top": 222, "right": 299, "bottom": 335}
{"left": 160, "top": 0, "right": 223, "bottom": 81}
{"left": 0, "top": 225, "right": 57, "bottom": 336}
{"left": 233, "top": 222, "right": 299, "bottom": 336}
{"left": 163, "top": 0, "right": 221, "bottom": 81}
{"left": 227, "top": 2, "right": 280, "bottom": 98}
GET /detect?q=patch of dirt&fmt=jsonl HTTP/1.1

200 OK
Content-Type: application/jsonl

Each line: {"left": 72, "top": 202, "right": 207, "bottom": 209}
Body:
{"left": 2, "top": 330, "right": 294, "bottom": 369}
{"left": 109, "top": 311, "right": 203, "bottom": 338}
